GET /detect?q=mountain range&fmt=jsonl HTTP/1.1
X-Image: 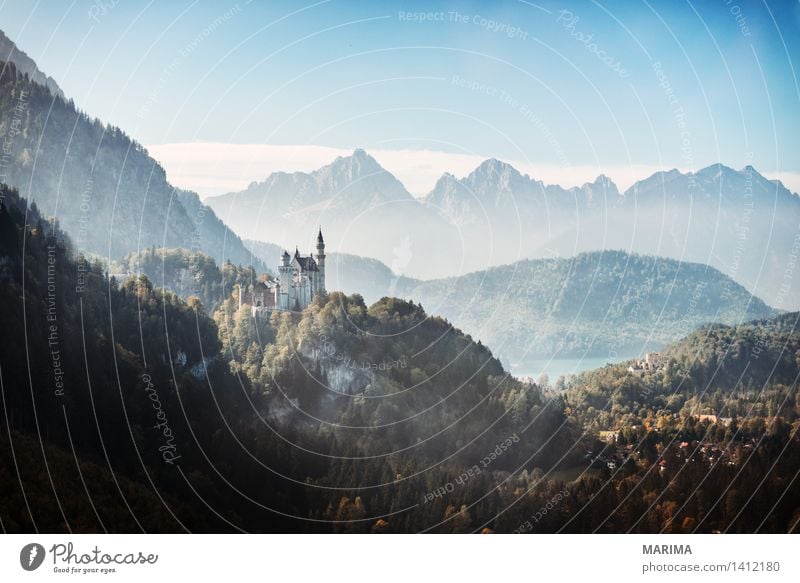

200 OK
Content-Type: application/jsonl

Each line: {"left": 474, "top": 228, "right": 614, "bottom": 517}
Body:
{"left": 209, "top": 151, "right": 800, "bottom": 310}
{"left": 208, "top": 148, "right": 459, "bottom": 279}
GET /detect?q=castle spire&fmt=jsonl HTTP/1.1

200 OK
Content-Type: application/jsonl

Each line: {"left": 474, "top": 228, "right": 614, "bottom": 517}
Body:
{"left": 316, "top": 226, "right": 326, "bottom": 293}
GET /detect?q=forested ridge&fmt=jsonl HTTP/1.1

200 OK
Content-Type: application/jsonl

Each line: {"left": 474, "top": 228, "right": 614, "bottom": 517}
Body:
{"left": 0, "top": 60, "right": 258, "bottom": 268}
{"left": 406, "top": 250, "right": 776, "bottom": 361}
{"left": 117, "top": 246, "right": 258, "bottom": 311}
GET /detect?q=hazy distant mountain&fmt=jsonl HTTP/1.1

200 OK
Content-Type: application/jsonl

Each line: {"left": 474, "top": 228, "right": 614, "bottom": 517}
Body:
{"left": 0, "top": 29, "right": 63, "bottom": 97}
{"left": 207, "top": 150, "right": 465, "bottom": 280}
{"left": 241, "top": 240, "right": 283, "bottom": 269}
{"left": 213, "top": 151, "right": 799, "bottom": 309}
{"left": 426, "top": 161, "right": 800, "bottom": 311}
{"left": 598, "top": 164, "right": 800, "bottom": 310}
{"left": 208, "top": 148, "right": 415, "bottom": 233}
{"left": 425, "top": 159, "right": 618, "bottom": 224}
{"left": 0, "top": 58, "right": 259, "bottom": 269}
{"left": 424, "top": 160, "right": 621, "bottom": 271}
{"left": 404, "top": 250, "right": 775, "bottom": 367}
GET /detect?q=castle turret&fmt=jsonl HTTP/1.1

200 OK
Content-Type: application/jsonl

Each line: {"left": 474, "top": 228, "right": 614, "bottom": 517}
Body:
{"left": 316, "top": 227, "right": 326, "bottom": 293}
{"left": 278, "top": 250, "right": 291, "bottom": 310}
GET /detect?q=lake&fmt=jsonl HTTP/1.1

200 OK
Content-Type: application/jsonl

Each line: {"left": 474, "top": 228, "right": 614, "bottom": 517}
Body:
{"left": 508, "top": 354, "right": 634, "bottom": 382}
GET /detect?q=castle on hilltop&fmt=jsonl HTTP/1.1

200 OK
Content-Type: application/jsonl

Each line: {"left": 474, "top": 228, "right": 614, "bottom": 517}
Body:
{"left": 627, "top": 352, "right": 665, "bottom": 376}
{"left": 247, "top": 229, "right": 326, "bottom": 315}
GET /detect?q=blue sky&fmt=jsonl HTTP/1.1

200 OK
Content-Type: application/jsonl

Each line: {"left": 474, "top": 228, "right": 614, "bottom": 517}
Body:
{"left": 2, "top": 0, "right": 799, "bottom": 195}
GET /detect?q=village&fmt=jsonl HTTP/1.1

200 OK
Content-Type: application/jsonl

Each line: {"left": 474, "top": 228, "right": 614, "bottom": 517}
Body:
{"left": 593, "top": 414, "right": 743, "bottom": 473}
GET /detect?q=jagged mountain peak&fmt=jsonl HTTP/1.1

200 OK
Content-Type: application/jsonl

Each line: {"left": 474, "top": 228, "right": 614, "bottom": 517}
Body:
{"left": 582, "top": 174, "right": 618, "bottom": 190}
{"left": 310, "top": 149, "right": 414, "bottom": 204}
{"left": 627, "top": 166, "right": 697, "bottom": 193}
{"left": 470, "top": 158, "right": 523, "bottom": 181}
{"left": 236, "top": 148, "right": 405, "bottom": 194}
{"left": 695, "top": 162, "right": 739, "bottom": 180}
{"left": 580, "top": 174, "right": 621, "bottom": 205}
{"left": 325, "top": 148, "right": 385, "bottom": 178}
{"left": 431, "top": 171, "right": 458, "bottom": 188}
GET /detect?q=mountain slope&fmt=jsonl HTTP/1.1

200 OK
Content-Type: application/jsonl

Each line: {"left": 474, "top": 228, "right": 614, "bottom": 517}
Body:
{"left": 0, "top": 58, "right": 259, "bottom": 269}
{"left": 0, "top": 29, "right": 62, "bottom": 97}
{"left": 3, "top": 182, "right": 797, "bottom": 534}
{"left": 425, "top": 159, "right": 620, "bottom": 225}
{"left": 403, "top": 250, "right": 776, "bottom": 364}
{"left": 116, "top": 246, "right": 259, "bottom": 310}
{"left": 565, "top": 310, "right": 800, "bottom": 430}
{"left": 557, "top": 311, "right": 800, "bottom": 534}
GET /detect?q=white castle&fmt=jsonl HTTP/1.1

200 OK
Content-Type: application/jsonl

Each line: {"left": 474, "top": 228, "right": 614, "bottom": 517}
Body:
{"left": 248, "top": 229, "right": 326, "bottom": 314}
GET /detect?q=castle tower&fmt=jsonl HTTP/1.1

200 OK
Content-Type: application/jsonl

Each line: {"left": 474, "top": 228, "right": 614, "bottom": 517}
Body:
{"left": 278, "top": 250, "right": 291, "bottom": 310}
{"left": 316, "top": 227, "right": 326, "bottom": 293}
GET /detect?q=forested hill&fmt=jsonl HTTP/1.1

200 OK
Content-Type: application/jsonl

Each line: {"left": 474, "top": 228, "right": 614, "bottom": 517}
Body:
{"left": 117, "top": 247, "right": 260, "bottom": 311}
{"left": 0, "top": 184, "right": 302, "bottom": 531}
{"left": 244, "top": 243, "right": 776, "bottom": 363}
{"left": 564, "top": 311, "right": 800, "bottom": 431}
{"left": 405, "top": 250, "right": 777, "bottom": 362}
{"left": 550, "top": 311, "right": 800, "bottom": 534}
{"left": 214, "top": 292, "right": 574, "bottom": 461}
{"left": 0, "top": 60, "right": 259, "bottom": 269}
